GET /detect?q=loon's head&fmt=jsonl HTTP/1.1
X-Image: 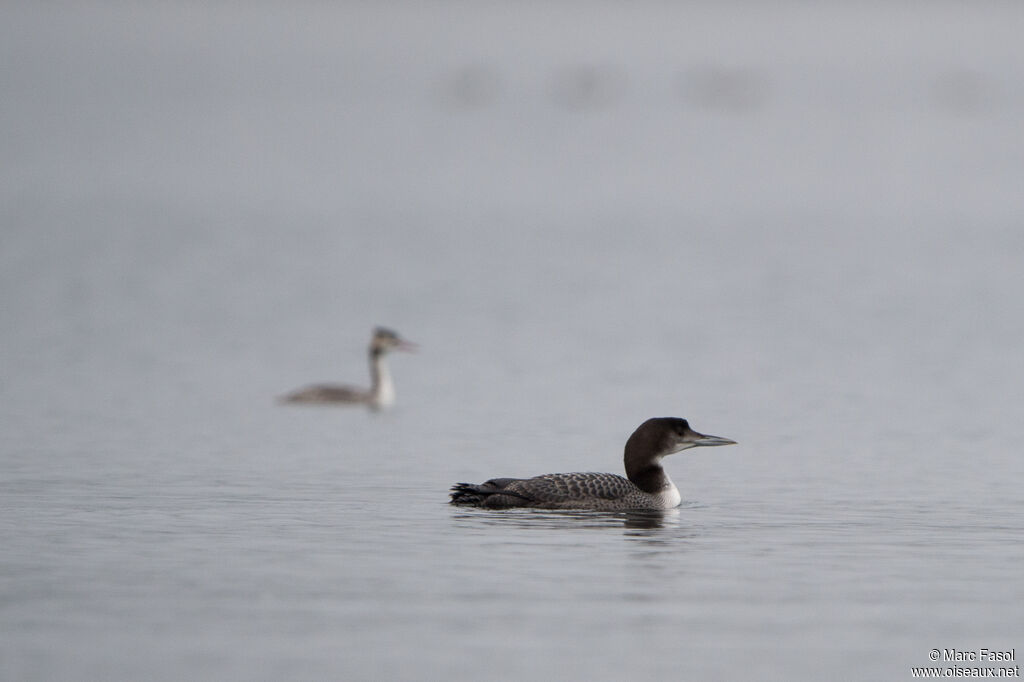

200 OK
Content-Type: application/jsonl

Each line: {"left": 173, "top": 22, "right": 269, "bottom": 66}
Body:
{"left": 371, "top": 327, "right": 417, "bottom": 354}
{"left": 630, "top": 417, "right": 737, "bottom": 459}
{"left": 662, "top": 417, "right": 736, "bottom": 453}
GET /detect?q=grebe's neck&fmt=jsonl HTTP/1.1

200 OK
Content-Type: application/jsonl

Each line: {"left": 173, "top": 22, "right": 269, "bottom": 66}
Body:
{"left": 368, "top": 348, "right": 394, "bottom": 409}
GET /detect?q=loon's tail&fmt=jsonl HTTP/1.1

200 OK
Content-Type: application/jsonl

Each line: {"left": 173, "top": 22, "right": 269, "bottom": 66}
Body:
{"left": 448, "top": 482, "right": 489, "bottom": 506}
{"left": 449, "top": 478, "right": 530, "bottom": 507}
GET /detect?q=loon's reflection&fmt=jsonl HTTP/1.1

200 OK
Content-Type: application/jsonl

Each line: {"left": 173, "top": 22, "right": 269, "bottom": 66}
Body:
{"left": 450, "top": 503, "right": 705, "bottom": 533}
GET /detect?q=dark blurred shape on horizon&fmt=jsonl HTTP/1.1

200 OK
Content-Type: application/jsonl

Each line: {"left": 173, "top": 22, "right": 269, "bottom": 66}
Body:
{"left": 679, "top": 65, "right": 769, "bottom": 113}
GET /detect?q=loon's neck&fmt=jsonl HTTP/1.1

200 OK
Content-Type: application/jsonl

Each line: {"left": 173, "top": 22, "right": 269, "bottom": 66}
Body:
{"left": 626, "top": 458, "right": 681, "bottom": 508}
{"left": 626, "top": 460, "right": 675, "bottom": 494}
{"left": 623, "top": 425, "right": 676, "bottom": 495}
{"left": 368, "top": 349, "right": 394, "bottom": 408}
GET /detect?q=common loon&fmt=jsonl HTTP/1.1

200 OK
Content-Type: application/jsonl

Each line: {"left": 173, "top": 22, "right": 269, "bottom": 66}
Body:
{"left": 449, "top": 417, "right": 735, "bottom": 510}
{"left": 280, "top": 327, "right": 415, "bottom": 409}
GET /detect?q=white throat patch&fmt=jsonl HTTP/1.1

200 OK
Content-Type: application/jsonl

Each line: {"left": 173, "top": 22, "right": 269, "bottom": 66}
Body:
{"left": 653, "top": 482, "right": 681, "bottom": 509}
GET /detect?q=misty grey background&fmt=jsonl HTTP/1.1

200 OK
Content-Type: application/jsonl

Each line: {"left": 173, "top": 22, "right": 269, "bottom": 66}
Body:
{"left": 2, "top": 2, "right": 1023, "bottom": 680}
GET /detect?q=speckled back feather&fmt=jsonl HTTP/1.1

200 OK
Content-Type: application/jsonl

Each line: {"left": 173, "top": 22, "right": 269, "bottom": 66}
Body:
{"left": 450, "top": 472, "right": 657, "bottom": 510}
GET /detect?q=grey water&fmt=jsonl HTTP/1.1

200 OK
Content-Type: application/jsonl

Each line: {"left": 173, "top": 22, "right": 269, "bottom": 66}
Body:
{"left": 3, "top": 2, "right": 1024, "bottom": 680}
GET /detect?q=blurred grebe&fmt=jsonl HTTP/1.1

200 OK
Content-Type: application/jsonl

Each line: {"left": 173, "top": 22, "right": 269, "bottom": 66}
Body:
{"left": 450, "top": 417, "right": 735, "bottom": 510}
{"left": 281, "top": 327, "right": 415, "bottom": 409}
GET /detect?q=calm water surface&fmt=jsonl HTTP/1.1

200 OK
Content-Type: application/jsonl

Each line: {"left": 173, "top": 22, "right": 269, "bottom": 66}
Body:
{"left": 3, "top": 3, "right": 1023, "bottom": 680}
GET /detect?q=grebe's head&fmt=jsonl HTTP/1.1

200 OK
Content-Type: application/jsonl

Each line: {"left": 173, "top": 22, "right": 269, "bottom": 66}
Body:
{"left": 371, "top": 327, "right": 417, "bottom": 354}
